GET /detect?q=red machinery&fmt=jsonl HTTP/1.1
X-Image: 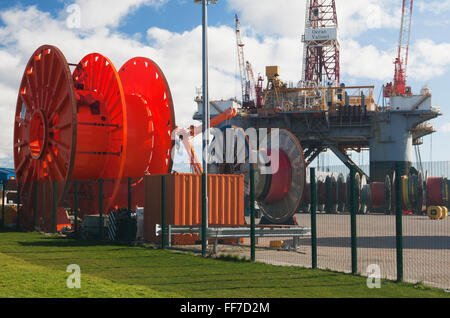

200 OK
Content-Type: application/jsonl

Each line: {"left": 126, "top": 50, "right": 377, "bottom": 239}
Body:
{"left": 175, "top": 106, "right": 237, "bottom": 174}
{"left": 384, "top": 0, "right": 413, "bottom": 97}
{"left": 14, "top": 45, "right": 175, "bottom": 231}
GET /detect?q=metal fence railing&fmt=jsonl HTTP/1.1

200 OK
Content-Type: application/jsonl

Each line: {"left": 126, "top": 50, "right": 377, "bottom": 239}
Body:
{"left": 1, "top": 164, "right": 449, "bottom": 291}
{"left": 317, "top": 161, "right": 450, "bottom": 179}
{"left": 159, "top": 165, "right": 449, "bottom": 290}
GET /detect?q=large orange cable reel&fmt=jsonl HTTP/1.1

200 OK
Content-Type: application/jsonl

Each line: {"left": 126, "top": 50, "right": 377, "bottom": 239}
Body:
{"left": 14, "top": 45, "right": 175, "bottom": 231}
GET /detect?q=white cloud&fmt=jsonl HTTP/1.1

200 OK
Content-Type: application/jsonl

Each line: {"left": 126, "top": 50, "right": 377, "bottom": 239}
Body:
{"left": 227, "top": 0, "right": 400, "bottom": 39}
{"left": 73, "top": 0, "right": 167, "bottom": 29}
{"left": 0, "top": 5, "right": 239, "bottom": 167}
{"left": 340, "top": 39, "right": 395, "bottom": 81}
{"left": 418, "top": 0, "right": 450, "bottom": 14}
{"left": 226, "top": 0, "right": 306, "bottom": 38}
{"left": 0, "top": 82, "right": 17, "bottom": 167}
{"left": 336, "top": 0, "right": 400, "bottom": 38}
{"left": 0, "top": 1, "right": 450, "bottom": 168}
{"left": 409, "top": 39, "right": 450, "bottom": 80}
{"left": 441, "top": 122, "right": 450, "bottom": 133}
{"left": 339, "top": 37, "right": 450, "bottom": 84}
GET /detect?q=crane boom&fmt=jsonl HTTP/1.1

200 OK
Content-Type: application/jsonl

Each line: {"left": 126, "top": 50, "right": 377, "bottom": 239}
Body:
{"left": 176, "top": 107, "right": 238, "bottom": 174}
{"left": 385, "top": 0, "right": 413, "bottom": 97}
{"left": 235, "top": 14, "right": 261, "bottom": 109}
{"left": 235, "top": 14, "right": 250, "bottom": 107}
{"left": 395, "top": 0, "right": 413, "bottom": 95}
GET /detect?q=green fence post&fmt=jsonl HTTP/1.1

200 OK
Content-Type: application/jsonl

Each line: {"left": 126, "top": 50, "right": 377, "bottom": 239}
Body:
{"left": 1, "top": 180, "right": 5, "bottom": 228}
{"left": 33, "top": 181, "right": 37, "bottom": 231}
{"left": 161, "top": 175, "right": 166, "bottom": 250}
{"left": 99, "top": 179, "right": 103, "bottom": 240}
{"left": 350, "top": 166, "right": 357, "bottom": 275}
{"left": 74, "top": 180, "right": 78, "bottom": 233}
{"left": 16, "top": 182, "right": 21, "bottom": 231}
{"left": 201, "top": 173, "right": 207, "bottom": 257}
{"left": 128, "top": 177, "right": 132, "bottom": 244}
{"left": 250, "top": 164, "right": 256, "bottom": 262}
{"left": 52, "top": 181, "right": 57, "bottom": 234}
{"left": 310, "top": 168, "right": 317, "bottom": 269}
{"left": 395, "top": 163, "right": 403, "bottom": 282}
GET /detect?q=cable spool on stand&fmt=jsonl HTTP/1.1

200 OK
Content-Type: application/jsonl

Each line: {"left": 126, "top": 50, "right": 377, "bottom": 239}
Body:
{"left": 370, "top": 175, "right": 392, "bottom": 214}
{"left": 14, "top": 45, "right": 175, "bottom": 232}
{"left": 317, "top": 177, "right": 326, "bottom": 212}
{"left": 346, "top": 171, "right": 361, "bottom": 214}
{"left": 325, "top": 175, "right": 338, "bottom": 214}
{"left": 300, "top": 182, "right": 311, "bottom": 213}
{"left": 208, "top": 127, "right": 306, "bottom": 224}
{"left": 336, "top": 173, "right": 346, "bottom": 213}
{"left": 447, "top": 179, "right": 450, "bottom": 210}
{"left": 360, "top": 182, "right": 371, "bottom": 214}
{"left": 426, "top": 177, "right": 448, "bottom": 207}
{"left": 407, "top": 171, "right": 424, "bottom": 214}
{"left": 359, "top": 174, "right": 369, "bottom": 214}
{"left": 391, "top": 170, "right": 411, "bottom": 215}
{"left": 257, "top": 129, "right": 306, "bottom": 224}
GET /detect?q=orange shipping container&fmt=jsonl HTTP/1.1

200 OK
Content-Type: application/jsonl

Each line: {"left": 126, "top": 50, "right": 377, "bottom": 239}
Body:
{"left": 143, "top": 173, "right": 245, "bottom": 244}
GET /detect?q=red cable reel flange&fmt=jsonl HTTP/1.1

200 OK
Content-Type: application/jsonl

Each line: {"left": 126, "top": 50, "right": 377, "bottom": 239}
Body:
{"left": 336, "top": 173, "right": 346, "bottom": 213}
{"left": 14, "top": 45, "right": 175, "bottom": 230}
{"left": 370, "top": 175, "right": 392, "bottom": 213}
{"left": 325, "top": 175, "right": 338, "bottom": 214}
{"left": 426, "top": 177, "right": 447, "bottom": 207}
{"left": 257, "top": 129, "right": 306, "bottom": 224}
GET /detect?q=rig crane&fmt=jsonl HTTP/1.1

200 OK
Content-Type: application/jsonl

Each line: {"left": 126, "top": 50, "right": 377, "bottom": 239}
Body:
{"left": 176, "top": 107, "right": 237, "bottom": 174}
{"left": 384, "top": 0, "right": 413, "bottom": 97}
{"left": 235, "top": 14, "right": 263, "bottom": 109}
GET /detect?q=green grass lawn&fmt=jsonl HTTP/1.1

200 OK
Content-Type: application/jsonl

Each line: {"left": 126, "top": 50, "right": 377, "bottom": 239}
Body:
{"left": 0, "top": 231, "right": 448, "bottom": 298}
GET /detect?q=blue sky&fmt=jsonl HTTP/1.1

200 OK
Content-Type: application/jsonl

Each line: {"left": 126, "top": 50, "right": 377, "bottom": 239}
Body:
{"left": 0, "top": 0, "right": 449, "bottom": 171}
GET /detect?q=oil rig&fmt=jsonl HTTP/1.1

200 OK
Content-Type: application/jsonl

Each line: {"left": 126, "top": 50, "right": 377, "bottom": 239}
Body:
{"left": 193, "top": 0, "right": 444, "bottom": 223}
{"left": 9, "top": 1, "right": 448, "bottom": 234}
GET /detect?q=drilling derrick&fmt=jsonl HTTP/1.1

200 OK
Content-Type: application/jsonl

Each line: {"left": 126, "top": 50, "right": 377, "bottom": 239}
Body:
{"left": 302, "top": 0, "right": 340, "bottom": 87}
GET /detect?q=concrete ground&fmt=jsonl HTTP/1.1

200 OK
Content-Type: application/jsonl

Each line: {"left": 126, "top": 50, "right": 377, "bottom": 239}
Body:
{"left": 210, "top": 213, "right": 450, "bottom": 290}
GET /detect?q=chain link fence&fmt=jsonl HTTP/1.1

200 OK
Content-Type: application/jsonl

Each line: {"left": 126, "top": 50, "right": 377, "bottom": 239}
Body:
{"left": 181, "top": 165, "right": 450, "bottom": 290}
{"left": 1, "top": 164, "right": 449, "bottom": 291}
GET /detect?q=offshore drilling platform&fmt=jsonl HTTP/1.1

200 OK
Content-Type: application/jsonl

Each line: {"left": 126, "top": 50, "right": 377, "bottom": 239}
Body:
{"left": 8, "top": 0, "right": 447, "bottom": 234}
{"left": 193, "top": 0, "right": 444, "bottom": 223}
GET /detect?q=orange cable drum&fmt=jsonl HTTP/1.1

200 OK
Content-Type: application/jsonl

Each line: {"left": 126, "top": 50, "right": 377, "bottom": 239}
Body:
{"left": 14, "top": 45, "right": 175, "bottom": 231}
